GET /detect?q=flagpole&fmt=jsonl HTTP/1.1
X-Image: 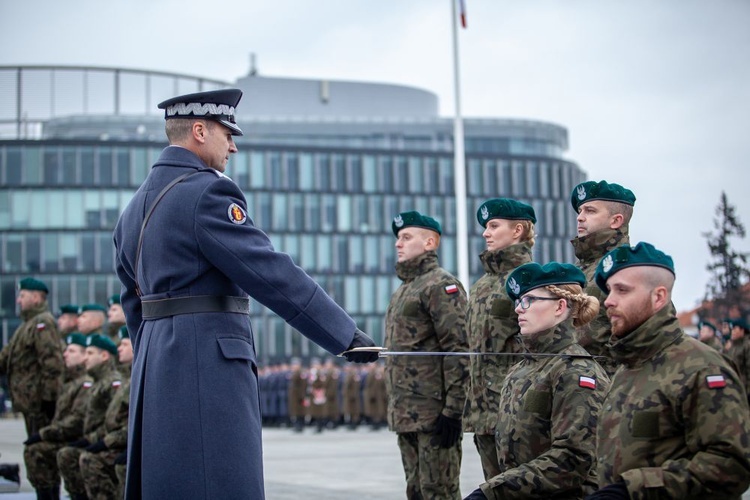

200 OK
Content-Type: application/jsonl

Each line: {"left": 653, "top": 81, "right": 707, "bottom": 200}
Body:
{"left": 451, "top": 0, "right": 470, "bottom": 295}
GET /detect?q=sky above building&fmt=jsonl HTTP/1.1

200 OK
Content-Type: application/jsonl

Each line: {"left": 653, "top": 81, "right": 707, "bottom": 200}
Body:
{"left": 2, "top": 0, "right": 748, "bottom": 314}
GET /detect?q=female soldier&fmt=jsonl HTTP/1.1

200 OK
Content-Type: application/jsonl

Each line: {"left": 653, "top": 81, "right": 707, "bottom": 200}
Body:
{"left": 465, "top": 262, "right": 610, "bottom": 499}
{"left": 463, "top": 198, "right": 536, "bottom": 480}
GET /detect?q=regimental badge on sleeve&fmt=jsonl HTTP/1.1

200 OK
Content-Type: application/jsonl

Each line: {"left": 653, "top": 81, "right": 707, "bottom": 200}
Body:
{"left": 706, "top": 374, "right": 727, "bottom": 389}
{"left": 227, "top": 203, "right": 247, "bottom": 225}
{"left": 578, "top": 375, "right": 596, "bottom": 389}
{"left": 444, "top": 284, "right": 459, "bottom": 295}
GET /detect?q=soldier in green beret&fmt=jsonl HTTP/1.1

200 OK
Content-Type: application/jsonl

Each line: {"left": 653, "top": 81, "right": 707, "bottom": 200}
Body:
{"left": 57, "top": 305, "right": 80, "bottom": 337}
{"left": 77, "top": 304, "right": 107, "bottom": 337}
{"left": 569, "top": 180, "right": 636, "bottom": 376}
{"left": 57, "top": 334, "right": 123, "bottom": 500}
{"left": 0, "top": 278, "right": 64, "bottom": 444}
{"left": 697, "top": 320, "right": 723, "bottom": 352}
{"left": 463, "top": 198, "right": 536, "bottom": 481}
{"left": 466, "top": 262, "right": 609, "bottom": 499}
{"left": 725, "top": 318, "right": 750, "bottom": 404}
{"left": 24, "top": 332, "right": 92, "bottom": 499}
{"left": 589, "top": 242, "right": 750, "bottom": 499}
{"left": 385, "top": 210, "right": 469, "bottom": 499}
{"left": 106, "top": 294, "right": 126, "bottom": 344}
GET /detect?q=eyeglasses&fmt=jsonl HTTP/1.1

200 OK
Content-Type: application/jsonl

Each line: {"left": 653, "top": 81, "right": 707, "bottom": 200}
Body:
{"left": 514, "top": 295, "right": 559, "bottom": 310}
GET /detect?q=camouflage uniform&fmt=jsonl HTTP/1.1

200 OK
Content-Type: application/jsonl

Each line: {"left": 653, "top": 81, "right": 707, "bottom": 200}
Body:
{"left": 463, "top": 243, "right": 531, "bottom": 480}
{"left": 384, "top": 250, "right": 469, "bottom": 499}
{"left": 727, "top": 335, "right": 750, "bottom": 404}
{"left": 479, "top": 320, "right": 609, "bottom": 499}
{"left": 0, "top": 301, "right": 63, "bottom": 436}
{"left": 597, "top": 306, "right": 750, "bottom": 499}
{"left": 364, "top": 364, "right": 387, "bottom": 427}
{"left": 342, "top": 367, "right": 363, "bottom": 427}
{"left": 287, "top": 365, "right": 307, "bottom": 430}
{"left": 571, "top": 227, "right": 629, "bottom": 376}
{"left": 80, "top": 376, "right": 130, "bottom": 500}
{"left": 24, "top": 363, "right": 91, "bottom": 491}
{"left": 324, "top": 365, "right": 341, "bottom": 427}
{"left": 57, "top": 360, "right": 122, "bottom": 498}
{"left": 700, "top": 334, "right": 724, "bottom": 353}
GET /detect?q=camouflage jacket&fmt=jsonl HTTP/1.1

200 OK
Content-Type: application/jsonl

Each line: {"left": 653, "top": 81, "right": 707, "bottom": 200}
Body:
{"left": 102, "top": 377, "right": 130, "bottom": 450}
{"left": 0, "top": 302, "right": 63, "bottom": 413}
{"left": 39, "top": 364, "right": 92, "bottom": 442}
{"left": 571, "top": 227, "right": 629, "bottom": 376}
{"left": 726, "top": 335, "right": 750, "bottom": 404}
{"left": 82, "top": 360, "right": 123, "bottom": 444}
{"left": 597, "top": 307, "right": 750, "bottom": 499}
{"left": 700, "top": 334, "right": 724, "bottom": 353}
{"left": 385, "top": 251, "right": 469, "bottom": 432}
{"left": 464, "top": 242, "right": 531, "bottom": 434}
{"left": 481, "top": 320, "right": 609, "bottom": 499}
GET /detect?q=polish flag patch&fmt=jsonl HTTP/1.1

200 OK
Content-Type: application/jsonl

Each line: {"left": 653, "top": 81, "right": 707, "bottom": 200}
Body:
{"left": 83, "top": 381, "right": 93, "bottom": 389}
{"left": 112, "top": 380, "right": 122, "bottom": 388}
{"left": 578, "top": 375, "right": 596, "bottom": 389}
{"left": 36, "top": 323, "right": 46, "bottom": 331}
{"left": 444, "top": 284, "right": 459, "bottom": 294}
{"left": 706, "top": 374, "right": 727, "bottom": 389}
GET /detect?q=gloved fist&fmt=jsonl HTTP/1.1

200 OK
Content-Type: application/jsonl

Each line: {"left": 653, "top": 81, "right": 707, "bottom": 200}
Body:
{"left": 584, "top": 482, "right": 629, "bottom": 500}
{"left": 463, "top": 487, "right": 487, "bottom": 500}
{"left": 69, "top": 438, "right": 90, "bottom": 449}
{"left": 24, "top": 433, "right": 42, "bottom": 446}
{"left": 114, "top": 451, "right": 127, "bottom": 465}
{"left": 85, "top": 440, "right": 108, "bottom": 453}
{"left": 433, "top": 414, "right": 462, "bottom": 448}
{"left": 41, "top": 400, "right": 56, "bottom": 421}
{"left": 341, "top": 329, "right": 379, "bottom": 363}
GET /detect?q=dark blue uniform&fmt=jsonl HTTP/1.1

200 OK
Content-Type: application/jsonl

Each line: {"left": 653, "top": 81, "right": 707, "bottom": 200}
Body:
{"left": 114, "top": 145, "right": 357, "bottom": 499}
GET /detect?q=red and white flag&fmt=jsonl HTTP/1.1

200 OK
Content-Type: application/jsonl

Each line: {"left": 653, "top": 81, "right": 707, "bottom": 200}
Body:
{"left": 578, "top": 375, "right": 596, "bottom": 390}
{"left": 459, "top": 0, "right": 467, "bottom": 28}
{"left": 445, "top": 284, "right": 459, "bottom": 294}
{"left": 706, "top": 374, "right": 727, "bottom": 389}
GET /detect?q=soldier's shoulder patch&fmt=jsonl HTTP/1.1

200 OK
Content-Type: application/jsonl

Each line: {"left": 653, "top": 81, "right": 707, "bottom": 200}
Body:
{"left": 444, "top": 284, "right": 459, "bottom": 295}
{"left": 36, "top": 323, "right": 46, "bottom": 331}
{"left": 578, "top": 375, "right": 596, "bottom": 389}
{"left": 112, "top": 380, "right": 122, "bottom": 388}
{"left": 83, "top": 381, "right": 93, "bottom": 389}
{"left": 706, "top": 374, "right": 727, "bottom": 389}
{"left": 227, "top": 203, "right": 247, "bottom": 225}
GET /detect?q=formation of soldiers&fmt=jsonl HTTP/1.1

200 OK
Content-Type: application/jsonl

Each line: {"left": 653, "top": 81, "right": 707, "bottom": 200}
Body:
{"left": 0, "top": 285, "right": 133, "bottom": 500}
{"left": 258, "top": 358, "right": 387, "bottom": 432}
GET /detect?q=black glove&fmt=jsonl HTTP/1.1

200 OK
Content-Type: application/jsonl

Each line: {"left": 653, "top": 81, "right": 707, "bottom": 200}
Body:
{"left": 433, "top": 414, "right": 462, "bottom": 448}
{"left": 114, "top": 451, "right": 127, "bottom": 465}
{"left": 464, "top": 487, "right": 487, "bottom": 500}
{"left": 85, "top": 440, "right": 108, "bottom": 453}
{"left": 69, "top": 438, "right": 90, "bottom": 449}
{"left": 41, "top": 400, "right": 56, "bottom": 421}
{"left": 23, "top": 433, "right": 42, "bottom": 446}
{"left": 341, "top": 329, "right": 379, "bottom": 363}
{"left": 585, "top": 482, "right": 629, "bottom": 500}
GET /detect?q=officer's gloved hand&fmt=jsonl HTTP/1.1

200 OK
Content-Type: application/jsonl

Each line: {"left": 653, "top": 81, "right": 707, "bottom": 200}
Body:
{"left": 41, "top": 400, "right": 56, "bottom": 421}
{"left": 584, "top": 482, "right": 629, "bottom": 500}
{"left": 69, "top": 438, "right": 90, "bottom": 449}
{"left": 85, "top": 440, "right": 108, "bottom": 453}
{"left": 341, "top": 329, "right": 379, "bottom": 363}
{"left": 114, "top": 451, "right": 127, "bottom": 466}
{"left": 23, "top": 433, "right": 42, "bottom": 446}
{"left": 463, "top": 487, "right": 487, "bottom": 500}
{"left": 433, "top": 413, "right": 462, "bottom": 448}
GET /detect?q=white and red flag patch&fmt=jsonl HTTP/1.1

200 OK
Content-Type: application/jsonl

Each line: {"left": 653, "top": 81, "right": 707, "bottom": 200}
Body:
{"left": 706, "top": 374, "right": 727, "bottom": 389}
{"left": 444, "top": 284, "right": 459, "bottom": 294}
{"left": 36, "top": 323, "right": 46, "bottom": 331}
{"left": 578, "top": 375, "right": 596, "bottom": 389}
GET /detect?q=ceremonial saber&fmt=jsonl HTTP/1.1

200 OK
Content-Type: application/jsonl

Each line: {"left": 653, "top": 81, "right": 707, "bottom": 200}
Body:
{"left": 340, "top": 347, "right": 606, "bottom": 360}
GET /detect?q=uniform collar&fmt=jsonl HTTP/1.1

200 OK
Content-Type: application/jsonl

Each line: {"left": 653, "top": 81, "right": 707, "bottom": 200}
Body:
{"left": 20, "top": 301, "right": 49, "bottom": 322}
{"left": 607, "top": 306, "right": 682, "bottom": 367}
{"left": 571, "top": 227, "right": 630, "bottom": 265}
{"left": 479, "top": 241, "right": 533, "bottom": 274}
{"left": 395, "top": 251, "right": 439, "bottom": 282}
{"left": 521, "top": 318, "right": 577, "bottom": 355}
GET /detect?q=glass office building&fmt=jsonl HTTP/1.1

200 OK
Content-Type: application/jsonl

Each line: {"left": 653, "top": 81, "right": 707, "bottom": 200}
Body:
{"left": 0, "top": 65, "right": 586, "bottom": 362}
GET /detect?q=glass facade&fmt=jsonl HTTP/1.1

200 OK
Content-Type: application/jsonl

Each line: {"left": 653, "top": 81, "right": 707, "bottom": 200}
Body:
{"left": 0, "top": 66, "right": 586, "bottom": 363}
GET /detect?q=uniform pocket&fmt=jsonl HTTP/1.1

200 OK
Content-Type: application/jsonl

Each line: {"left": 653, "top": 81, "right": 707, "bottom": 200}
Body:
{"left": 217, "top": 337, "right": 256, "bottom": 363}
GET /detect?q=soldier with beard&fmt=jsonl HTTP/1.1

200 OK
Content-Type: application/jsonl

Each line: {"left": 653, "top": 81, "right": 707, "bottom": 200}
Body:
{"left": 588, "top": 242, "right": 750, "bottom": 499}
{"left": 570, "top": 180, "right": 636, "bottom": 376}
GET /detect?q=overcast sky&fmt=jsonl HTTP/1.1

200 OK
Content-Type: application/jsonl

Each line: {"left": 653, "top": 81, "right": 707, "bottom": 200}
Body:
{"left": 2, "top": 0, "right": 748, "bottom": 313}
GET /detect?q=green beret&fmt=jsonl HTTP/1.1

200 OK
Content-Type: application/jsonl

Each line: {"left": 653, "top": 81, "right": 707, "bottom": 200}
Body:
{"left": 392, "top": 211, "right": 442, "bottom": 236}
{"left": 59, "top": 304, "right": 79, "bottom": 315}
{"left": 65, "top": 332, "right": 87, "bottom": 348}
{"left": 594, "top": 242, "right": 675, "bottom": 292}
{"left": 18, "top": 277, "right": 48, "bottom": 293}
{"left": 697, "top": 320, "right": 717, "bottom": 332}
{"left": 571, "top": 180, "right": 636, "bottom": 212}
{"left": 108, "top": 294, "right": 121, "bottom": 307}
{"left": 728, "top": 319, "right": 750, "bottom": 332}
{"left": 85, "top": 333, "right": 118, "bottom": 356}
{"left": 476, "top": 198, "right": 536, "bottom": 227}
{"left": 118, "top": 326, "right": 130, "bottom": 340}
{"left": 505, "top": 262, "right": 586, "bottom": 301}
{"left": 79, "top": 304, "right": 107, "bottom": 314}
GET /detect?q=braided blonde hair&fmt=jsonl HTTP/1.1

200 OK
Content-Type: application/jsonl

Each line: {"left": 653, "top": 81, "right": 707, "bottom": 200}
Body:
{"left": 544, "top": 283, "right": 599, "bottom": 327}
{"left": 517, "top": 220, "right": 536, "bottom": 247}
